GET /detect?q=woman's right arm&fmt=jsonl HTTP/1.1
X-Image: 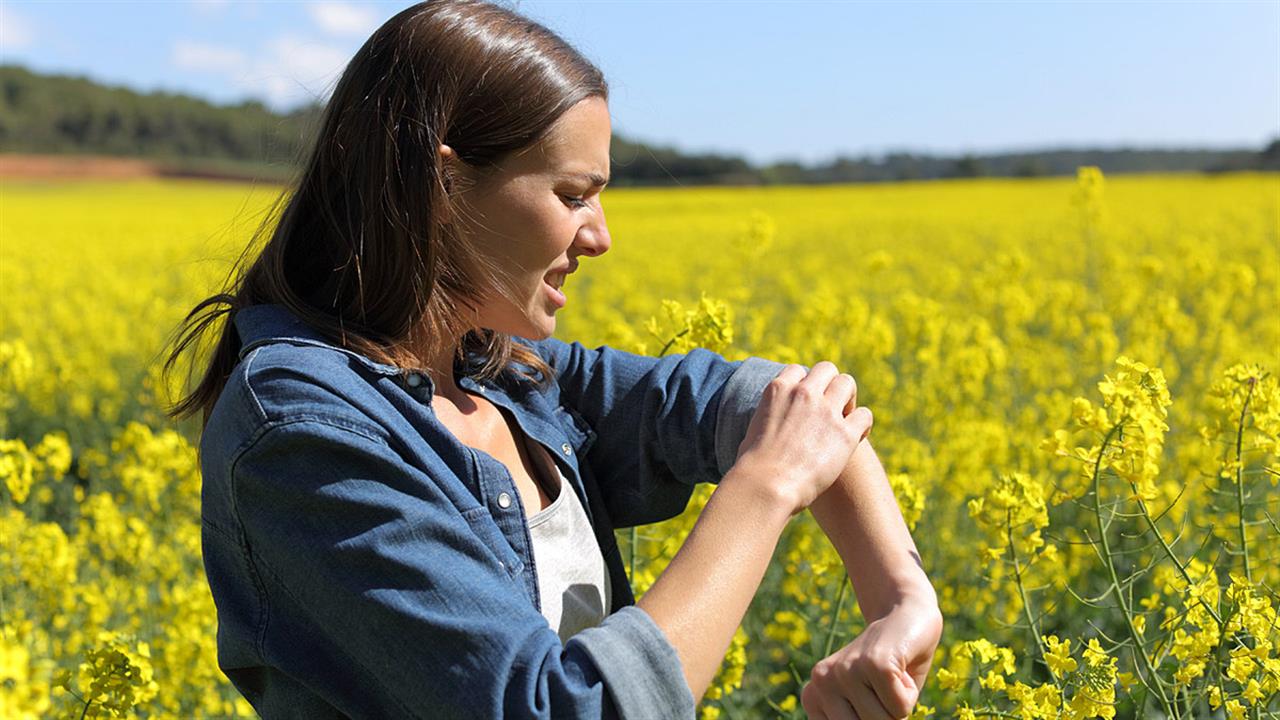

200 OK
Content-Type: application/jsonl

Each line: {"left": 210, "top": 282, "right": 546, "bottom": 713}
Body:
{"left": 636, "top": 362, "right": 873, "bottom": 704}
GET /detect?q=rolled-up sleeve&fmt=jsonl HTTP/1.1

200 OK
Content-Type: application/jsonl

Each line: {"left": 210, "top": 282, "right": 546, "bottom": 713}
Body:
{"left": 712, "top": 356, "right": 793, "bottom": 477}
{"left": 520, "top": 337, "right": 787, "bottom": 527}
{"left": 575, "top": 606, "right": 697, "bottom": 719}
{"left": 227, "top": 417, "right": 695, "bottom": 720}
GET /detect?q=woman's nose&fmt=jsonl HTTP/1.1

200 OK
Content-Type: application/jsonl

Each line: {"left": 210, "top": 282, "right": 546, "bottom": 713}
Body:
{"left": 575, "top": 196, "right": 611, "bottom": 256}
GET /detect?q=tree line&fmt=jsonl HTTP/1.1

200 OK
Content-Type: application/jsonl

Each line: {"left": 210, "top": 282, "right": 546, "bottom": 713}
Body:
{"left": 2, "top": 64, "right": 1275, "bottom": 185}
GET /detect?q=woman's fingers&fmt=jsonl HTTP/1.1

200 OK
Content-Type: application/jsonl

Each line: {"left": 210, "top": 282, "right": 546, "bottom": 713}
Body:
{"left": 846, "top": 405, "right": 874, "bottom": 442}
{"left": 802, "top": 685, "right": 860, "bottom": 720}
{"left": 803, "top": 654, "right": 917, "bottom": 720}
{"left": 867, "top": 667, "right": 917, "bottom": 719}
{"left": 801, "top": 360, "right": 842, "bottom": 398}
{"left": 849, "top": 678, "right": 895, "bottom": 720}
{"left": 825, "top": 371, "right": 857, "bottom": 416}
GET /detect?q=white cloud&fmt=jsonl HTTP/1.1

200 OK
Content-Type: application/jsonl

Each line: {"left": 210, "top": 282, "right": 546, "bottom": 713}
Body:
{"left": 172, "top": 40, "right": 247, "bottom": 74}
{"left": 171, "top": 31, "right": 351, "bottom": 111}
{"left": 268, "top": 35, "right": 351, "bottom": 83}
{"left": 0, "top": 5, "right": 34, "bottom": 51}
{"left": 308, "top": 1, "right": 380, "bottom": 38}
{"left": 235, "top": 35, "right": 351, "bottom": 109}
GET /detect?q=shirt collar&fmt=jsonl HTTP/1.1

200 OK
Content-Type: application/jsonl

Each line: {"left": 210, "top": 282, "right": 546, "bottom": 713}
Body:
{"left": 231, "top": 304, "right": 505, "bottom": 399}
{"left": 233, "top": 303, "right": 405, "bottom": 377}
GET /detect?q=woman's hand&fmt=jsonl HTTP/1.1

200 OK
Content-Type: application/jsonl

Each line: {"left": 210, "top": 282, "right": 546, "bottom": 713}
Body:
{"left": 800, "top": 594, "right": 943, "bottom": 719}
{"left": 732, "top": 362, "right": 874, "bottom": 516}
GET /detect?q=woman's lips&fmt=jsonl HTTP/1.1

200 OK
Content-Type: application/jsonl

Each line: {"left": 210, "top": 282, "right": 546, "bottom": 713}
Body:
{"left": 543, "top": 279, "right": 566, "bottom": 307}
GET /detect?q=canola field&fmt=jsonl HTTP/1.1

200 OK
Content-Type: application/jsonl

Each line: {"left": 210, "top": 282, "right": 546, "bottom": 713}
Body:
{"left": 1, "top": 170, "right": 1278, "bottom": 719}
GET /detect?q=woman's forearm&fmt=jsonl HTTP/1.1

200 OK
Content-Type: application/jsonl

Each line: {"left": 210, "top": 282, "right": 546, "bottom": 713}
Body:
{"left": 807, "top": 439, "right": 937, "bottom": 621}
{"left": 635, "top": 465, "right": 792, "bottom": 705}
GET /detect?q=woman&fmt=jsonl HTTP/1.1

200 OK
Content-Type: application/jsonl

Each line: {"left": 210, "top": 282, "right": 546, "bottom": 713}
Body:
{"left": 164, "top": 1, "right": 941, "bottom": 718}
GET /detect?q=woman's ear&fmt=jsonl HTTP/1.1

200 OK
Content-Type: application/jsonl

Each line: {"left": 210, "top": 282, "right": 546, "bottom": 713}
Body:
{"left": 439, "top": 143, "right": 457, "bottom": 191}
{"left": 437, "top": 143, "right": 459, "bottom": 224}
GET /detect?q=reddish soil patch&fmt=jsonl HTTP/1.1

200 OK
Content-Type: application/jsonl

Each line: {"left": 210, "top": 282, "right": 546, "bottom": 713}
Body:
{"left": 0, "top": 153, "right": 282, "bottom": 182}
{"left": 0, "top": 153, "right": 164, "bottom": 179}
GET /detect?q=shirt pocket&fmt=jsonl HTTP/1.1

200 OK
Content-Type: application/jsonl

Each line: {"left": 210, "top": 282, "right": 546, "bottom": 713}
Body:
{"left": 460, "top": 505, "right": 525, "bottom": 580}
{"left": 554, "top": 404, "right": 598, "bottom": 456}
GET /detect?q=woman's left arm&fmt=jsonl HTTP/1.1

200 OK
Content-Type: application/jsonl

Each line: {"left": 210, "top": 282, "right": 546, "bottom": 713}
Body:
{"left": 803, "top": 438, "right": 944, "bottom": 719}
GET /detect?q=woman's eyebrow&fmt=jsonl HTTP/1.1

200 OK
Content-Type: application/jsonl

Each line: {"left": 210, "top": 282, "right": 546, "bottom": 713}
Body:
{"left": 566, "top": 171, "right": 609, "bottom": 188}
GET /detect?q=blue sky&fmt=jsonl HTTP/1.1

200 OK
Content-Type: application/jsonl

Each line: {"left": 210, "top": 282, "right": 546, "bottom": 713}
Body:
{"left": 1, "top": 1, "right": 1276, "bottom": 165}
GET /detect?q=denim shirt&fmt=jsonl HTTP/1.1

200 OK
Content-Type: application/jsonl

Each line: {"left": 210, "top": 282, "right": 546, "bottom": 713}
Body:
{"left": 199, "top": 303, "right": 786, "bottom": 720}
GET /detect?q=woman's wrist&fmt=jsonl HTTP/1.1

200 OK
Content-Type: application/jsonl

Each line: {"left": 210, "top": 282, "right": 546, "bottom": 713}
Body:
{"left": 877, "top": 574, "right": 940, "bottom": 621}
{"left": 722, "top": 454, "right": 808, "bottom": 519}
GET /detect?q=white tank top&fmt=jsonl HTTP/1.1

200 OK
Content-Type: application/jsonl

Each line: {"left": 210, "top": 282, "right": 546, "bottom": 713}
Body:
{"left": 525, "top": 454, "right": 612, "bottom": 642}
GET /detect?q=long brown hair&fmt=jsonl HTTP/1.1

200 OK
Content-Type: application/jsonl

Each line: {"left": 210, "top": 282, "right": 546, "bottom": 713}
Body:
{"left": 162, "top": 0, "right": 608, "bottom": 429}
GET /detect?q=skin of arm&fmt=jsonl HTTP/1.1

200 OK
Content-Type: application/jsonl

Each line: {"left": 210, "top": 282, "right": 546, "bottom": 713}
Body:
{"left": 635, "top": 391, "right": 941, "bottom": 712}
{"left": 807, "top": 438, "right": 937, "bottom": 618}
{"left": 635, "top": 462, "right": 793, "bottom": 705}
{"left": 803, "top": 437, "right": 944, "bottom": 718}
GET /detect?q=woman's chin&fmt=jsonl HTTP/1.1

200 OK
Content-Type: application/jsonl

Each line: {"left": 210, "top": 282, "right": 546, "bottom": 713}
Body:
{"left": 522, "top": 310, "right": 557, "bottom": 339}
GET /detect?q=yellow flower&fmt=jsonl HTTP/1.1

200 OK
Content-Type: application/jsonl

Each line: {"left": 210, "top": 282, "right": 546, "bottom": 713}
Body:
{"left": 936, "top": 667, "right": 963, "bottom": 691}
{"left": 1242, "top": 678, "right": 1263, "bottom": 704}
{"left": 1207, "top": 684, "right": 1223, "bottom": 709}
{"left": 978, "top": 669, "right": 1006, "bottom": 691}
{"left": 1227, "top": 655, "right": 1254, "bottom": 685}
{"left": 908, "top": 704, "right": 935, "bottom": 719}
{"left": 1042, "top": 634, "right": 1078, "bottom": 676}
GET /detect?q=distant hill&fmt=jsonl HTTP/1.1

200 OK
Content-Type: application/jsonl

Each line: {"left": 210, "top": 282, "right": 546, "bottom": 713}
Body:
{"left": 2, "top": 64, "right": 1275, "bottom": 185}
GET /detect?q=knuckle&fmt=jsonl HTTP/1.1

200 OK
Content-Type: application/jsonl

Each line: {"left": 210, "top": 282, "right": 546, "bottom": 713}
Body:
{"left": 795, "top": 383, "right": 821, "bottom": 402}
{"left": 770, "top": 365, "right": 803, "bottom": 387}
{"left": 868, "top": 653, "right": 895, "bottom": 674}
{"left": 841, "top": 420, "right": 860, "bottom": 444}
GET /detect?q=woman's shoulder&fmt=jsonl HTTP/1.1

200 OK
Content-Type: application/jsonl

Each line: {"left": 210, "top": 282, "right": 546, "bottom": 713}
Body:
{"left": 205, "top": 341, "right": 394, "bottom": 457}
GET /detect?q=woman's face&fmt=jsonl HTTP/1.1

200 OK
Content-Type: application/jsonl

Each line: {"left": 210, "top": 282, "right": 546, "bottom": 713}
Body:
{"left": 447, "top": 96, "right": 612, "bottom": 340}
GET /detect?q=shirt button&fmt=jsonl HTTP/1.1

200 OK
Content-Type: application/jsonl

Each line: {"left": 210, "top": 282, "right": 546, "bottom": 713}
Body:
{"left": 561, "top": 443, "right": 572, "bottom": 456}
{"left": 406, "top": 373, "right": 423, "bottom": 388}
{"left": 497, "top": 492, "right": 512, "bottom": 509}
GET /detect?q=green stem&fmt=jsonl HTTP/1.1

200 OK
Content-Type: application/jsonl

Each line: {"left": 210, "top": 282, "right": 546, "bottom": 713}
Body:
{"left": 658, "top": 327, "right": 692, "bottom": 358}
{"left": 822, "top": 572, "right": 850, "bottom": 658}
{"left": 968, "top": 709, "right": 1028, "bottom": 719}
{"left": 1134, "top": 493, "right": 1280, "bottom": 686}
{"left": 1091, "top": 421, "right": 1174, "bottom": 714}
{"left": 1005, "top": 508, "right": 1065, "bottom": 698}
{"left": 629, "top": 526, "right": 638, "bottom": 586}
{"left": 634, "top": 327, "right": 683, "bottom": 593}
{"left": 1234, "top": 377, "right": 1256, "bottom": 583}
{"left": 1133, "top": 495, "right": 1222, "bottom": 628}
